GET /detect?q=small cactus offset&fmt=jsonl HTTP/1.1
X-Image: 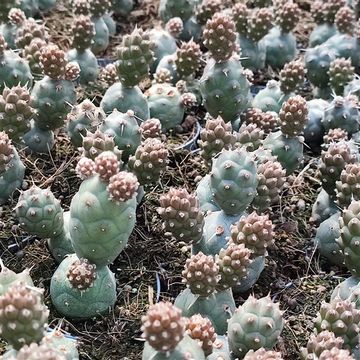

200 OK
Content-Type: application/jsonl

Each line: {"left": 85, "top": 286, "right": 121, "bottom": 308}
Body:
{"left": 227, "top": 295, "right": 284, "bottom": 358}
{"left": 335, "top": 163, "right": 360, "bottom": 208}
{"left": 328, "top": 58, "right": 354, "bottom": 95}
{"left": 158, "top": 188, "right": 204, "bottom": 245}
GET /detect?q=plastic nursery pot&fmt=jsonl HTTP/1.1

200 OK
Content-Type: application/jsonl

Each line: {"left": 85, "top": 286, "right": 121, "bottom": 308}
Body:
{"left": 97, "top": 57, "right": 116, "bottom": 67}
{"left": 250, "top": 84, "right": 266, "bottom": 96}
{"left": 174, "top": 120, "right": 201, "bottom": 152}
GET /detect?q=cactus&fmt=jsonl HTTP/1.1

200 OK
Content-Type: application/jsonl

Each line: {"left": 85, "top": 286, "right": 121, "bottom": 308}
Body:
{"left": 262, "top": 1, "right": 299, "bottom": 69}
{"left": 323, "top": 96, "right": 360, "bottom": 136}
{"left": 146, "top": 83, "right": 185, "bottom": 131}
{"left": 140, "top": 118, "right": 162, "bottom": 139}
{"left": 279, "top": 60, "right": 306, "bottom": 95}
{"left": 235, "top": 124, "right": 264, "bottom": 153}
{"left": 198, "top": 116, "right": 236, "bottom": 167}
{"left": 66, "top": 100, "right": 106, "bottom": 147}
{"left": 101, "top": 28, "right": 153, "bottom": 120}
{"left": 301, "top": 330, "right": 344, "bottom": 360}
{"left": 0, "top": 283, "right": 49, "bottom": 350}
{"left": 159, "top": 0, "right": 196, "bottom": 23}
{"left": 80, "top": 128, "right": 121, "bottom": 160}
{"left": 165, "top": 17, "right": 184, "bottom": 38}
{"left": 195, "top": 175, "right": 220, "bottom": 213}
{"left": 69, "top": 163, "right": 138, "bottom": 266}
{"left": 128, "top": 138, "right": 168, "bottom": 185}
{"left": 186, "top": 314, "right": 216, "bottom": 356}
{"left": 233, "top": 6, "right": 273, "bottom": 71}
{"left": 15, "top": 185, "right": 74, "bottom": 262}
{"left": 149, "top": 27, "right": 177, "bottom": 73}
{"left": 305, "top": 44, "right": 336, "bottom": 95}
{"left": 100, "top": 109, "right": 141, "bottom": 161}
{"left": 209, "top": 149, "right": 258, "bottom": 215}
{"left": 23, "top": 38, "right": 48, "bottom": 78}
{"left": 15, "top": 18, "right": 49, "bottom": 50}
{"left": 158, "top": 188, "right": 204, "bottom": 245}
{"left": 200, "top": 13, "right": 251, "bottom": 123}
{"left": 328, "top": 58, "right": 355, "bottom": 95}
{"left": 227, "top": 295, "right": 284, "bottom": 358}
{"left": 314, "top": 297, "right": 360, "bottom": 352}
{"left": 244, "top": 108, "right": 278, "bottom": 134}
{"left": 0, "top": 85, "right": 34, "bottom": 142}
{"left": 314, "top": 212, "right": 343, "bottom": 266}
{"left": 0, "top": 35, "right": 33, "bottom": 93}
{"left": 216, "top": 243, "right": 252, "bottom": 291}
{"left": 50, "top": 254, "right": 116, "bottom": 319}
{"left": 252, "top": 81, "right": 290, "bottom": 114}
{"left": 175, "top": 40, "right": 201, "bottom": 79}
{"left": 324, "top": 128, "right": 349, "bottom": 144}
{"left": 244, "top": 348, "right": 283, "bottom": 360}
{"left": 0, "top": 131, "right": 25, "bottom": 204}
{"left": 0, "top": 8, "right": 26, "bottom": 49}
{"left": 319, "top": 141, "right": 358, "bottom": 196}
{"left": 30, "top": 45, "right": 76, "bottom": 142}
{"left": 251, "top": 159, "right": 286, "bottom": 213}
{"left": 0, "top": 260, "right": 33, "bottom": 297}
{"left": 335, "top": 6, "right": 356, "bottom": 35}
{"left": 141, "top": 301, "right": 205, "bottom": 359}
{"left": 311, "top": 188, "right": 339, "bottom": 225}
{"left": 303, "top": 99, "right": 327, "bottom": 154}
{"left": 336, "top": 163, "right": 360, "bottom": 208}
{"left": 174, "top": 252, "right": 236, "bottom": 335}
{"left": 67, "top": 15, "right": 99, "bottom": 84}
{"left": 89, "top": 0, "right": 111, "bottom": 54}
{"left": 111, "top": 0, "right": 134, "bottom": 16}
{"left": 337, "top": 201, "right": 360, "bottom": 277}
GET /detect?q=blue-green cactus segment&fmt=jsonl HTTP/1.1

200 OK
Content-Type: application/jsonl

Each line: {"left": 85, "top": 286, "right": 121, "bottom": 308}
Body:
{"left": 112, "top": 0, "right": 134, "bottom": 16}
{"left": 50, "top": 254, "right": 117, "bottom": 320}
{"left": 344, "top": 78, "right": 360, "bottom": 98}
{"left": 16, "top": 185, "right": 64, "bottom": 239}
{"left": 48, "top": 211, "right": 75, "bottom": 263}
{"left": 180, "top": 16, "right": 203, "bottom": 42}
{"left": 331, "top": 276, "right": 360, "bottom": 303}
{"left": 174, "top": 288, "right": 236, "bottom": 335}
{"left": 263, "top": 27, "right": 297, "bottom": 69}
{"left": 69, "top": 176, "right": 137, "bottom": 266}
{"left": 313, "top": 86, "right": 332, "bottom": 100}
{"left": 91, "top": 16, "right": 110, "bottom": 55}
{"left": 100, "top": 109, "right": 141, "bottom": 161}
{"left": 32, "top": 77, "right": 77, "bottom": 131}
{"left": 67, "top": 49, "right": 99, "bottom": 84}
{"left": 252, "top": 80, "right": 290, "bottom": 114}
{"left": 206, "top": 335, "right": 230, "bottom": 360}
{"left": 103, "top": 14, "right": 116, "bottom": 36}
{"left": 0, "top": 151, "right": 25, "bottom": 205}
{"left": 311, "top": 188, "right": 340, "bottom": 226}
{"left": 0, "top": 264, "right": 33, "bottom": 296}
{"left": 200, "top": 58, "right": 251, "bottom": 123}
{"left": 314, "top": 212, "right": 343, "bottom": 266}
{"left": 209, "top": 150, "right": 258, "bottom": 216}
{"left": 263, "top": 131, "right": 303, "bottom": 175}
{"left": 23, "top": 123, "right": 55, "bottom": 153}
{"left": 324, "top": 34, "right": 359, "bottom": 67}
{"left": 101, "top": 82, "right": 150, "bottom": 121}
{"left": 305, "top": 45, "right": 336, "bottom": 89}
{"left": 0, "top": 24, "right": 17, "bottom": 49}
{"left": 149, "top": 29, "right": 177, "bottom": 73}
{"left": 147, "top": 83, "right": 184, "bottom": 131}
{"left": 309, "top": 23, "right": 337, "bottom": 47}
{"left": 155, "top": 54, "right": 179, "bottom": 85}
{"left": 142, "top": 335, "right": 206, "bottom": 360}
{"left": 303, "top": 99, "right": 327, "bottom": 154}
{"left": 20, "top": 0, "right": 39, "bottom": 17}
{"left": 38, "top": 0, "right": 56, "bottom": 11}
{"left": 323, "top": 97, "right": 360, "bottom": 135}
{"left": 42, "top": 330, "right": 79, "bottom": 360}
{"left": 159, "top": 0, "right": 196, "bottom": 22}
{"left": 195, "top": 175, "right": 220, "bottom": 213}
{"left": 192, "top": 210, "right": 242, "bottom": 256}
{"left": 232, "top": 256, "right": 265, "bottom": 294}
{"left": 0, "top": 50, "right": 33, "bottom": 93}
{"left": 239, "top": 35, "right": 267, "bottom": 71}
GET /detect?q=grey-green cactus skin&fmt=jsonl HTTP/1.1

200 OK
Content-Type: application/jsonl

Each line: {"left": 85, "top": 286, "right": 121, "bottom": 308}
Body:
{"left": 239, "top": 35, "right": 267, "bottom": 71}
{"left": 311, "top": 188, "right": 339, "bottom": 226}
{"left": 91, "top": 16, "right": 109, "bottom": 55}
{"left": 309, "top": 23, "right": 337, "bottom": 47}
{"left": 67, "top": 49, "right": 99, "bottom": 84}
{"left": 23, "top": 122, "right": 55, "bottom": 153}
{"left": 50, "top": 254, "right": 117, "bottom": 320}
{"left": 196, "top": 175, "right": 220, "bottom": 213}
